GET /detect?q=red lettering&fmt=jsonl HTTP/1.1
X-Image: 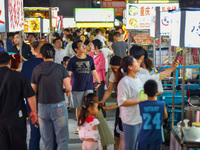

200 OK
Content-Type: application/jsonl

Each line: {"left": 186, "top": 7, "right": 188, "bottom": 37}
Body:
{"left": 140, "top": 7, "right": 145, "bottom": 16}
{"left": 145, "top": 7, "right": 150, "bottom": 16}
{"left": 8, "top": 0, "right": 23, "bottom": 30}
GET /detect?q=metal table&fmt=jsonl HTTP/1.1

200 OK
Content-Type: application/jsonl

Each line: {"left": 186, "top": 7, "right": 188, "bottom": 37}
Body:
{"left": 171, "top": 126, "right": 200, "bottom": 148}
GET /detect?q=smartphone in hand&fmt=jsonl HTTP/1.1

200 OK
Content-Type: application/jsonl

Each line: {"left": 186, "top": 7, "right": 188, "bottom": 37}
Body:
{"left": 175, "top": 52, "right": 180, "bottom": 61}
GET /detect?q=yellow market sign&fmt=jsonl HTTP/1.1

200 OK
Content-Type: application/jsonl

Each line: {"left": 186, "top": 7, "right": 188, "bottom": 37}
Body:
{"left": 76, "top": 23, "right": 114, "bottom": 28}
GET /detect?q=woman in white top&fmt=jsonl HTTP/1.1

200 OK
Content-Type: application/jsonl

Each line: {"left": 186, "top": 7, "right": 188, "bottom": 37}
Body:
{"left": 117, "top": 55, "right": 179, "bottom": 150}
{"left": 117, "top": 56, "right": 146, "bottom": 150}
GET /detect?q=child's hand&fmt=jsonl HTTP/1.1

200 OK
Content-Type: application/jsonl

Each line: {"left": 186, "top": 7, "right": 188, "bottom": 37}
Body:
{"left": 98, "top": 101, "right": 105, "bottom": 105}
{"left": 66, "top": 92, "right": 71, "bottom": 97}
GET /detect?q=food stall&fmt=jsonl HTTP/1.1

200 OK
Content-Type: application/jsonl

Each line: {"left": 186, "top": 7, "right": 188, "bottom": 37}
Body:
{"left": 24, "top": 17, "right": 50, "bottom": 42}
{"left": 168, "top": 9, "right": 200, "bottom": 150}
{"left": 24, "top": 7, "right": 59, "bottom": 42}
{"left": 125, "top": 3, "right": 179, "bottom": 67}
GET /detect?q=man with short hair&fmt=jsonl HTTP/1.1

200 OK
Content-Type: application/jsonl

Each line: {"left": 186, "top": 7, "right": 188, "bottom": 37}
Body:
{"left": 7, "top": 33, "right": 14, "bottom": 51}
{"left": 112, "top": 32, "right": 128, "bottom": 58}
{"left": 94, "top": 28, "right": 107, "bottom": 47}
{"left": 21, "top": 41, "right": 47, "bottom": 150}
{"left": 53, "top": 37, "right": 66, "bottom": 64}
{"left": 67, "top": 40, "right": 100, "bottom": 134}
{"left": 63, "top": 28, "right": 71, "bottom": 47}
{"left": 27, "top": 33, "right": 36, "bottom": 45}
{"left": 0, "top": 51, "right": 37, "bottom": 150}
{"left": 9, "top": 32, "right": 34, "bottom": 61}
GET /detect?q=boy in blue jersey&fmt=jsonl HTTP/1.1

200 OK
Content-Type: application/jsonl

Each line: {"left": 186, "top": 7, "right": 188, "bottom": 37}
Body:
{"left": 137, "top": 79, "right": 168, "bottom": 150}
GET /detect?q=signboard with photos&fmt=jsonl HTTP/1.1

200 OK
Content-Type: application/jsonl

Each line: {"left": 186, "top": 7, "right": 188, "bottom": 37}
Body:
{"left": 126, "top": 3, "right": 179, "bottom": 31}
{"left": 24, "top": 18, "right": 41, "bottom": 33}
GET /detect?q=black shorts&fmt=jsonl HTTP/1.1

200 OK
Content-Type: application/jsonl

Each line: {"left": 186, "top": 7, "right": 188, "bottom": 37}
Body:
{"left": 114, "top": 108, "right": 123, "bottom": 137}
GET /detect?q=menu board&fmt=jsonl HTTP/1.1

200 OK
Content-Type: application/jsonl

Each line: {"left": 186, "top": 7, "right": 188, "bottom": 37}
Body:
{"left": 75, "top": 8, "right": 114, "bottom": 22}
{"left": 0, "top": 0, "right": 5, "bottom": 32}
{"left": 24, "top": 18, "right": 41, "bottom": 33}
{"left": 8, "top": 0, "right": 24, "bottom": 32}
{"left": 126, "top": 3, "right": 178, "bottom": 30}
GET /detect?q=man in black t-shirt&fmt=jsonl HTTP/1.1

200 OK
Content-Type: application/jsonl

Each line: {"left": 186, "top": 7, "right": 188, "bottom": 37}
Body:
{"left": 9, "top": 32, "right": 34, "bottom": 61}
{"left": 0, "top": 52, "right": 37, "bottom": 150}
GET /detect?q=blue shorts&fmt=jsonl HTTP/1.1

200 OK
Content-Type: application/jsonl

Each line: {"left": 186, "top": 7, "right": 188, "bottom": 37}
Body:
{"left": 137, "top": 142, "right": 161, "bottom": 150}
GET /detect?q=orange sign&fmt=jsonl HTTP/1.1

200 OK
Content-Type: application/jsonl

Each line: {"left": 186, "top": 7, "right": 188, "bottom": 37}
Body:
{"left": 102, "top": 1, "right": 126, "bottom": 16}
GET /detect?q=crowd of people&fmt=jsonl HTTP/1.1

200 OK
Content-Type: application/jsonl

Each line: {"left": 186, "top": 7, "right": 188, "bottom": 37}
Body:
{"left": 0, "top": 27, "right": 179, "bottom": 150}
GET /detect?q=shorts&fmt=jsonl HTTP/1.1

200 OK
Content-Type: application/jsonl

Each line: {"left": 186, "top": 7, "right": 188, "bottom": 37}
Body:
{"left": 137, "top": 142, "right": 162, "bottom": 150}
{"left": 114, "top": 108, "right": 123, "bottom": 137}
{"left": 82, "top": 141, "right": 99, "bottom": 150}
{"left": 71, "top": 90, "right": 93, "bottom": 108}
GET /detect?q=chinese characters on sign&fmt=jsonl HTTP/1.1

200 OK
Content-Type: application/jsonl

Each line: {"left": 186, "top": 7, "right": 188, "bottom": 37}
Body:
{"left": 8, "top": 0, "right": 24, "bottom": 32}
{"left": 0, "top": 0, "right": 5, "bottom": 32}
{"left": 102, "top": 1, "right": 126, "bottom": 16}
{"left": 126, "top": 3, "right": 178, "bottom": 30}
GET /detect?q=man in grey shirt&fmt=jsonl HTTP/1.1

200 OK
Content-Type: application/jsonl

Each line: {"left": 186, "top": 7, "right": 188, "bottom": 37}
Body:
{"left": 112, "top": 32, "right": 128, "bottom": 58}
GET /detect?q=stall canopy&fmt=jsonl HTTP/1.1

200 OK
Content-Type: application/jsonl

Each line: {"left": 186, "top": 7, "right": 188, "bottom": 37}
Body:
{"left": 24, "top": 7, "right": 59, "bottom": 30}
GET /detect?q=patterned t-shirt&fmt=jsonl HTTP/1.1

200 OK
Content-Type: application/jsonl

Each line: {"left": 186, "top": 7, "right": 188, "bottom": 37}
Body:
{"left": 67, "top": 55, "right": 95, "bottom": 91}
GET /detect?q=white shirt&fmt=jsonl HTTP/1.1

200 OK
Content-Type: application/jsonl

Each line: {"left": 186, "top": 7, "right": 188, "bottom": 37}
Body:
{"left": 136, "top": 68, "right": 160, "bottom": 85}
{"left": 54, "top": 48, "right": 65, "bottom": 64}
{"left": 109, "top": 72, "right": 115, "bottom": 83}
{"left": 64, "top": 41, "right": 73, "bottom": 57}
{"left": 117, "top": 70, "right": 160, "bottom": 125}
{"left": 94, "top": 34, "right": 106, "bottom": 46}
{"left": 79, "top": 117, "right": 100, "bottom": 141}
{"left": 100, "top": 48, "right": 113, "bottom": 72}
{"left": 150, "top": 71, "right": 164, "bottom": 93}
{"left": 117, "top": 76, "right": 143, "bottom": 125}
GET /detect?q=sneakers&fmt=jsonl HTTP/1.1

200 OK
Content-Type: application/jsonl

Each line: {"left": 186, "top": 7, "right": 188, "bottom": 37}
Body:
{"left": 74, "top": 128, "right": 79, "bottom": 134}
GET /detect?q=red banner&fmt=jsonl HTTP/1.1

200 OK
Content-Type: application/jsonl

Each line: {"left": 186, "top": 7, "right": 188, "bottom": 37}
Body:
{"left": 102, "top": 1, "right": 126, "bottom": 16}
